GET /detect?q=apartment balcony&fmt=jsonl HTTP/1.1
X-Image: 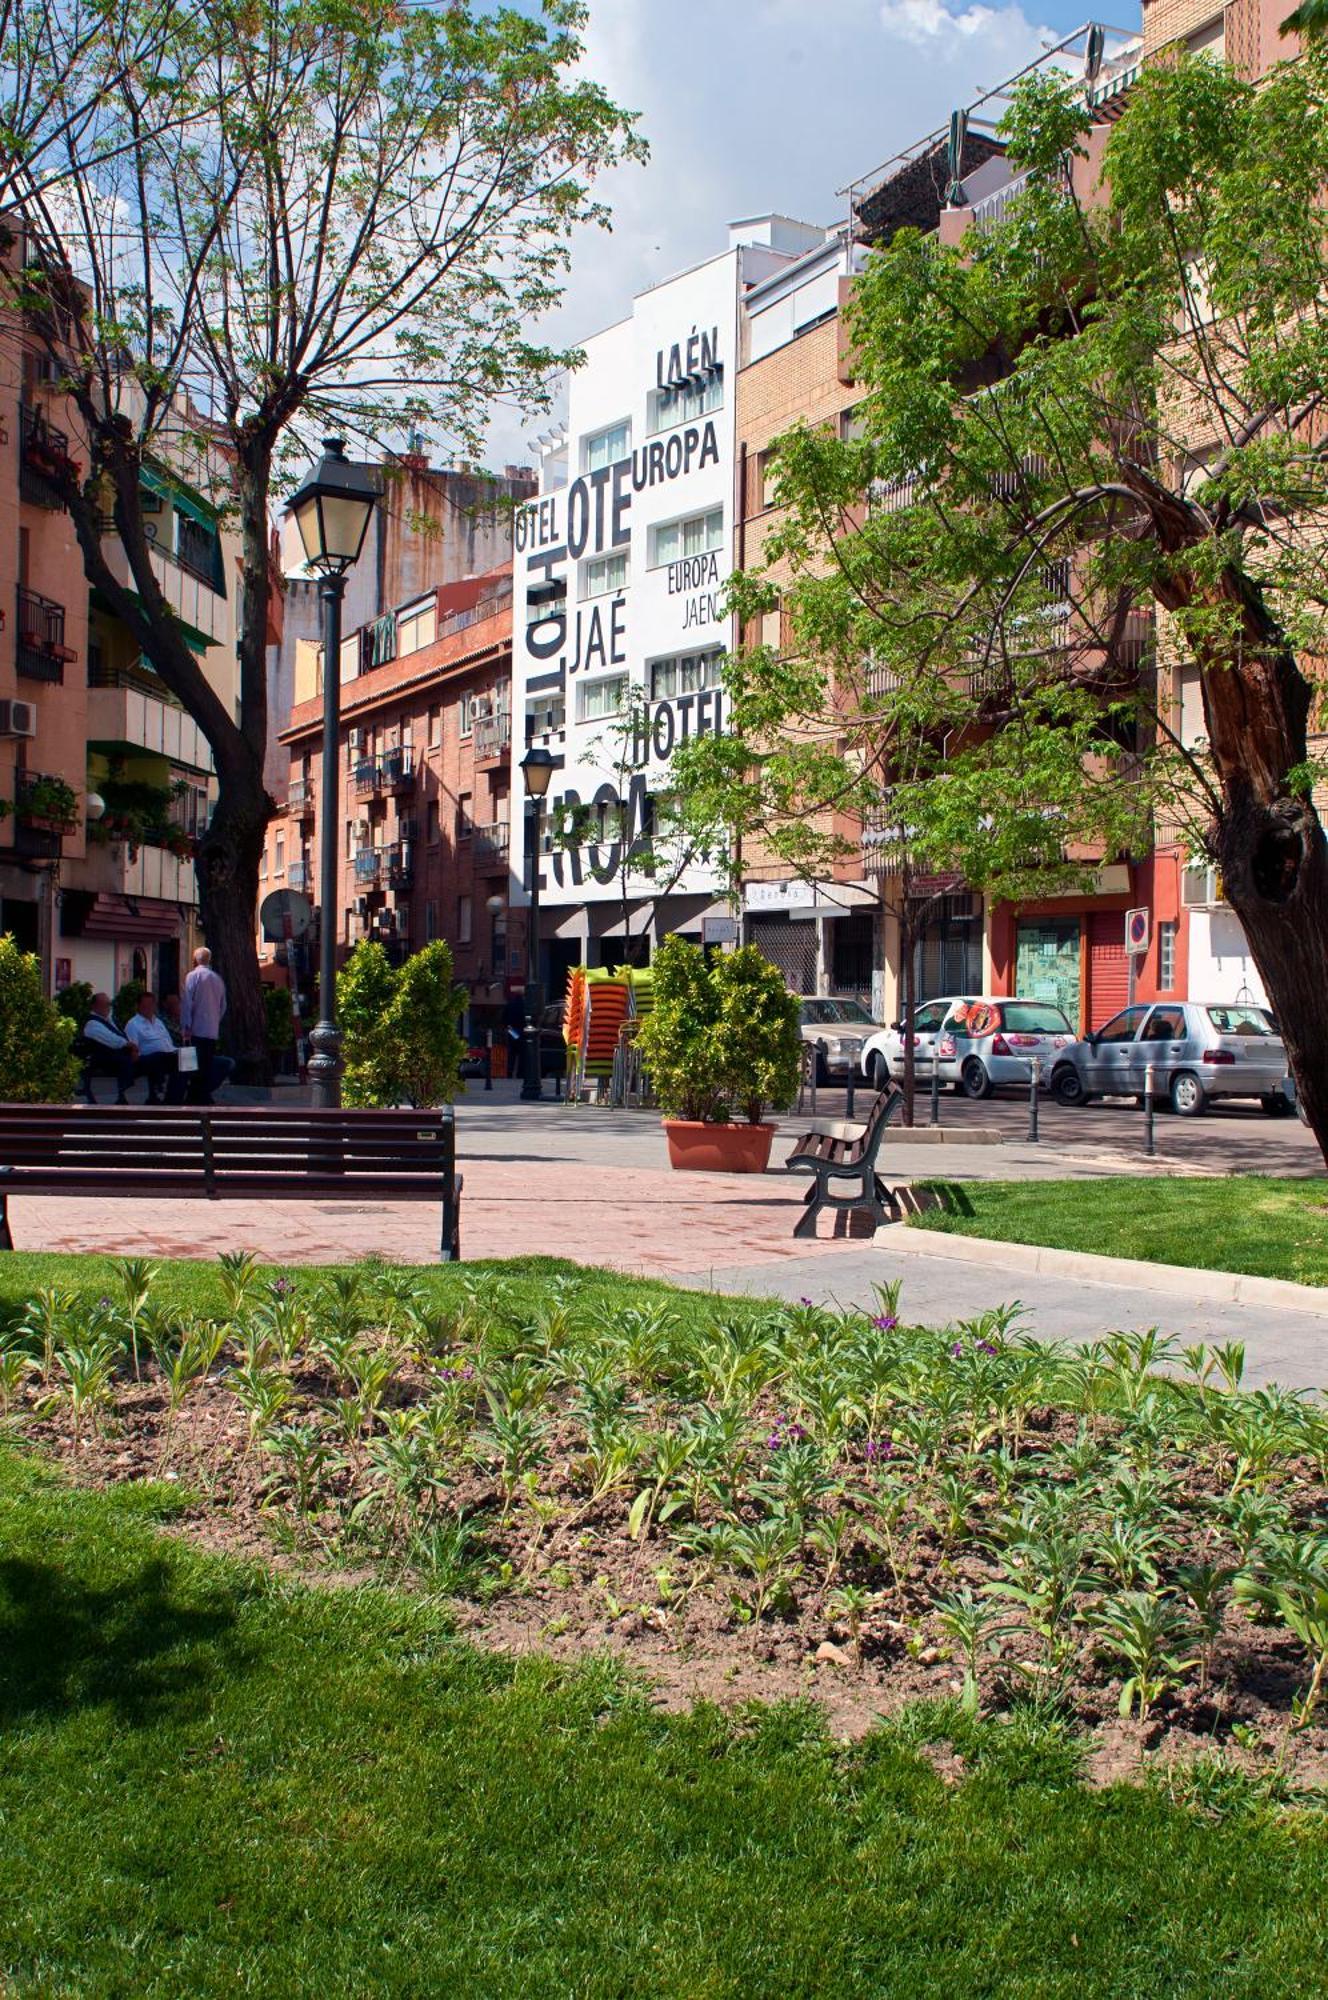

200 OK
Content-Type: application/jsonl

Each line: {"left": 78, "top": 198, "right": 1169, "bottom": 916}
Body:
{"left": 287, "top": 777, "right": 313, "bottom": 817}
{"left": 85, "top": 664, "right": 213, "bottom": 771}
{"left": 386, "top": 841, "right": 414, "bottom": 890}
{"left": 353, "top": 758, "right": 381, "bottom": 796}
{"left": 353, "top": 847, "right": 384, "bottom": 886}
{"left": 473, "top": 709, "right": 512, "bottom": 763}
{"left": 101, "top": 534, "right": 227, "bottom": 646}
{"left": 75, "top": 835, "right": 198, "bottom": 905}
{"left": 16, "top": 586, "right": 77, "bottom": 684}
{"left": 287, "top": 859, "right": 312, "bottom": 891}
{"left": 381, "top": 749, "right": 415, "bottom": 795}
{"left": 9, "top": 769, "right": 72, "bottom": 858}
{"left": 472, "top": 820, "right": 510, "bottom": 868}
{"left": 19, "top": 403, "right": 80, "bottom": 510}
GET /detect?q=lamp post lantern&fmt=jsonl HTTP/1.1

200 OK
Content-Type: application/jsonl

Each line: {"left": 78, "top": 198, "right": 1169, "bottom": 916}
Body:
{"left": 519, "top": 746, "right": 555, "bottom": 1102}
{"left": 286, "top": 439, "right": 379, "bottom": 1109}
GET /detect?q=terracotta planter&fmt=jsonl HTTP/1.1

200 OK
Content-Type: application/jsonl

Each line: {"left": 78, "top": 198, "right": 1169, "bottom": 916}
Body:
{"left": 662, "top": 1118, "right": 776, "bottom": 1173}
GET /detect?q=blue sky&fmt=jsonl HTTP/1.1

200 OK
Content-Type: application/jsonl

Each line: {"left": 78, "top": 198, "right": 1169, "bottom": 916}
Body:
{"left": 488, "top": 0, "right": 1125, "bottom": 461}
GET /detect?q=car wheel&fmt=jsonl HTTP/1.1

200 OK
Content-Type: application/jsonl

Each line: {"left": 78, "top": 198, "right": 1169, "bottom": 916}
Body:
{"left": 1261, "top": 1091, "right": 1294, "bottom": 1118}
{"left": 866, "top": 1051, "right": 888, "bottom": 1091}
{"left": 960, "top": 1055, "right": 993, "bottom": 1100}
{"left": 1051, "top": 1065, "right": 1086, "bottom": 1107}
{"left": 1170, "top": 1070, "right": 1206, "bottom": 1117}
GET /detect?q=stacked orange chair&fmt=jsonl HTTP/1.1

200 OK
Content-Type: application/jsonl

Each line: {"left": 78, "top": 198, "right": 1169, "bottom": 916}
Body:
{"left": 582, "top": 971, "right": 630, "bottom": 1081}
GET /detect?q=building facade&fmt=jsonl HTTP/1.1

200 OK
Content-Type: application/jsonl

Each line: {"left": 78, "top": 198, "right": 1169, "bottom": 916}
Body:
{"left": 510, "top": 218, "right": 825, "bottom": 994}
{"left": 266, "top": 567, "right": 517, "bottom": 1051}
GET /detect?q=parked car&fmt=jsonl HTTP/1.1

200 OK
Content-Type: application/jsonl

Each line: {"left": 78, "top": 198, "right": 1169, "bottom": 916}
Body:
{"left": 795, "top": 996, "right": 885, "bottom": 1083}
{"left": 935, "top": 996, "right": 1076, "bottom": 1099}
{"left": 1050, "top": 1001, "right": 1290, "bottom": 1116}
{"left": 859, "top": 996, "right": 975, "bottom": 1090}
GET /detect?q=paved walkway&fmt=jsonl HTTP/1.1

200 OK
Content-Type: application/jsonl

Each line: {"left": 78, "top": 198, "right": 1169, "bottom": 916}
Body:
{"left": 7, "top": 1088, "right": 1325, "bottom": 1389}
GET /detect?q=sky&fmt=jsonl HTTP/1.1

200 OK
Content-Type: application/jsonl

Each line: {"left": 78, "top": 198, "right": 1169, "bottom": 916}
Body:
{"left": 486, "top": 0, "right": 1109, "bottom": 465}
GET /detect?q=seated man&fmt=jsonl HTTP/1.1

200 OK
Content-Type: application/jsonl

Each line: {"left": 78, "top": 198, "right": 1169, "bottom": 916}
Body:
{"left": 79, "top": 993, "right": 141, "bottom": 1104}
{"left": 123, "top": 991, "right": 183, "bottom": 1104}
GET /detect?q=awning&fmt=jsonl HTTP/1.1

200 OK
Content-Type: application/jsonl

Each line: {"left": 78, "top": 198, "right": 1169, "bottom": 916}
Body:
{"left": 67, "top": 892, "right": 184, "bottom": 942}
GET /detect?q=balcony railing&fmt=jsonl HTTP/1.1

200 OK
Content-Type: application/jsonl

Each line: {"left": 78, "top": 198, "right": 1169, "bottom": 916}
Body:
{"left": 386, "top": 841, "right": 414, "bottom": 889}
{"left": 473, "top": 709, "right": 511, "bottom": 761}
{"left": 287, "top": 778, "right": 312, "bottom": 815}
{"left": 287, "top": 859, "right": 311, "bottom": 890}
{"left": 19, "top": 403, "right": 79, "bottom": 509}
{"left": 381, "top": 748, "right": 415, "bottom": 793}
{"left": 472, "top": 821, "right": 510, "bottom": 866}
{"left": 17, "top": 585, "right": 75, "bottom": 683}
{"left": 353, "top": 848, "right": 383, "bottom": 885}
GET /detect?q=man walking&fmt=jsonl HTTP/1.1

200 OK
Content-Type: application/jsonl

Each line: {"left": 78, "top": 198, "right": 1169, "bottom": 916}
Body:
{"left": 181, "top": 946, "right": 227, "bottom": 1105}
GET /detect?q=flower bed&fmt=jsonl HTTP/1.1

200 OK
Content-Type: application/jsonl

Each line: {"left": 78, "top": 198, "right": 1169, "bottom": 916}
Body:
{"left": 4, "top": 1257, "right": 1327, "bottom": 1779}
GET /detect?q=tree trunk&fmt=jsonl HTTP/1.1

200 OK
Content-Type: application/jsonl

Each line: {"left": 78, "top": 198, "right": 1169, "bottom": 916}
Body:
{"left": 1211, "top": 790, "right": 1328, "bottom": 1160}
{"left": 194, "top": 749, "right": 272, "bottom": 1080}
{"left": 899, "top": 903, "right": 916, "bottom": 1127}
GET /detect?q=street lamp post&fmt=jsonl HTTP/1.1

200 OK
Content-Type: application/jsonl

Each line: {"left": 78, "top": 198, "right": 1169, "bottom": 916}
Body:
{"left": 519, "top": 746, "right": 556, "bottom": 1102}
{"left": 286, "top": 439, "right": 379, "bottom": 1109}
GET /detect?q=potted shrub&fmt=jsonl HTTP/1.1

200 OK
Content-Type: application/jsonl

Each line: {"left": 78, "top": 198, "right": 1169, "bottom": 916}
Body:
{"left": 16, "top": 775, "right": 79, "bottom": 831}
{"left": 636, "top": 935, "right": 802, "bottom": 1172}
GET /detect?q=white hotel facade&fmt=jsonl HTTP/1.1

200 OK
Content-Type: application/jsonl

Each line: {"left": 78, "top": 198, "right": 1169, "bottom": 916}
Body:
{"left": 510, "top": 216, "right": 825, "bottom": 991}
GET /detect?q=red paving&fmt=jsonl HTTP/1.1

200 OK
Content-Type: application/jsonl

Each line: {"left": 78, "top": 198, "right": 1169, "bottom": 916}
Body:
{"left": 6, "top": 1159, "right": 862, "bottom": 1276}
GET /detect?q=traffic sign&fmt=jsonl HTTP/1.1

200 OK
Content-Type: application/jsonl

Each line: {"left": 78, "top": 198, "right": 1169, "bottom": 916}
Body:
{"left": 260, "top": 888, "right": 314, "bottom": 943}
{"left": 1124, "top": 906, "right": 1150, "bottom": 955}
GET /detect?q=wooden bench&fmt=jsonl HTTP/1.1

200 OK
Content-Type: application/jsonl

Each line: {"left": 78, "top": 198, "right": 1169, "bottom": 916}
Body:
{"left": 785, "top": 1084, "right": 904, "bottom": 1237}
{"left": 0, "top": 1103, "right": 462, "bottom": 1261}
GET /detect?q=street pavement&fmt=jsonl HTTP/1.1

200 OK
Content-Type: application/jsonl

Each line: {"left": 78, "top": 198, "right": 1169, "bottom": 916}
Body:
{"left": 8, "top": 1079, "right": 1324, "bottom": 1389}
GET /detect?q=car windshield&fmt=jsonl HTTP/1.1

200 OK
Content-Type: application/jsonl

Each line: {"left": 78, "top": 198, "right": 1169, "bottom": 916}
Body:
{"left": 1000, "top": 1003, "right": 1073, "bottom": 1034}
{"left": 799, "top": 1000, "right": 839, "bottom": 1026}
{"left": 830, "top": 999, "right": 874, "bottom": 1024}
{"left": 1206, "top": 1005, "right": 1277, "bottom": 1037}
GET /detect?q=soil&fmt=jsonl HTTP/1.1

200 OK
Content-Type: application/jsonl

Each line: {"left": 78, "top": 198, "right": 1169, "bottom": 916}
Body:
{"left": 10, "top": 1353, "right": 1328, "bottom": 1795}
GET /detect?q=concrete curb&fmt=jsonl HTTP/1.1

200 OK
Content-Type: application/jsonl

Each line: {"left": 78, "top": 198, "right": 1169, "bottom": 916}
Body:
{"left": 883, "top": 1223, "right": 1328, "bottom": 1318}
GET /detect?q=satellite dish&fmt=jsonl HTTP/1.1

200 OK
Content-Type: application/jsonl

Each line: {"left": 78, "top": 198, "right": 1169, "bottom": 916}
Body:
{"left": 260, "top": 888, "right": 314, "bottom": 943}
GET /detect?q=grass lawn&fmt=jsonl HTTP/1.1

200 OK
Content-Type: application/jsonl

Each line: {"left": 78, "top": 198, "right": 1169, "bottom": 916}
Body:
{"left": 1, "top": 1447, "right": 1327, "bottom": 1999}
{"left": 911, "top": 1175, "right": 1328, "bottom": 1285}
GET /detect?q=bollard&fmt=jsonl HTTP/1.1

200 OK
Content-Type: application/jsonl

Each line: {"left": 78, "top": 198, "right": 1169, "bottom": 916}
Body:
{"left": 930, "top": 1057, "right": 941, "bottom": 1127}
{"left": 1027, "top": 1057, "right": 1040, "bottom": 1142}
{"left": 845, "top": 1066, "right": 856, "bottom": 1118}
{"left": 484, "top": 1030, "right": 493, "bottom": 1092}
{"left": 1144, "top": 1061, "right": 1156, "bottom": 1158}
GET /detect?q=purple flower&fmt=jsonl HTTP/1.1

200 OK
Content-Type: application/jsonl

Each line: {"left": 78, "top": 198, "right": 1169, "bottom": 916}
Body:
{"left": 977, "top": 1340, "right": 997, "bottom": 1356}
{"left": 864, "top": 1438, "right": 894, "bottom": 1461}
{"left": 951, "top": 1340, "right": 965, "bottom": 1358}
{"left": 97, "top": 1296, "right": 113, "bottom": 1309}
{"left": 271, "top": 1277, "right": 295, "bottom": 1297}
{"left": 798, "top": 1297, "right": 814, "bottom": 1308}
{"left": 872, "top": 1313, "right": 899, "bottom": 1331}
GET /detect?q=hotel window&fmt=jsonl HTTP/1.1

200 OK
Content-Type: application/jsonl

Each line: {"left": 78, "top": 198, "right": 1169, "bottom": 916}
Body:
{"left": 650, "top": 507, "right": 723, "bottom": 569}
{"left": 397, "top": 596, "right": 437, "bottom": 656}
{"left": 1158, "top": 919, "right": 1178, "bottom": 991}
{"left": 427, "top": 704, "right": 441, "bottom": 748}
{"left": 648, "top": 648, "right": 723, "bottom": 701}
{"left": 457, "top": 894, "right": 472, "bottom": 945}
{"left": 583, "top": 420, "right": 630, "bottom": 473}
{"left": 649, "top": 369, "right": 723, "bottom": 435}
{"left": 526, "top": 691, "right": 565, "bottom": 735}
{"left": 577, "top": 674, "right": 628, "bottom": 723}
{"left": 580, "top": 550, "right": 629, "bottom": 599}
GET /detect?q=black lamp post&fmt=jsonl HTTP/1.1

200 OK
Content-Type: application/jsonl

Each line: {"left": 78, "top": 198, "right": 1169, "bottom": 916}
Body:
{"left": 519, "top": 746, "right": 556, "bottom": 1102}
{"left": 286, "top": 439, "right": 379, "bottom": 1109}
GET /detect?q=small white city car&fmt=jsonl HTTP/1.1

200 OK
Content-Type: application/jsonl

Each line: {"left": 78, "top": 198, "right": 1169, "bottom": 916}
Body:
{"left": 935, "top": 997, "right": 1077, "bottom": 1099}
{"left": 1049, "top": 1001, "right": 1290, "bottom": 1117}
{"left": 859, "top": 996, "right": 975, "bottom": 1090}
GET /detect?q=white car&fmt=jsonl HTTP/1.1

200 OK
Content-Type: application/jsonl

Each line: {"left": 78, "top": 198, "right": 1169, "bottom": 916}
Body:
{"left": 859, "top": 996, "right": 974, "bottom": 1091}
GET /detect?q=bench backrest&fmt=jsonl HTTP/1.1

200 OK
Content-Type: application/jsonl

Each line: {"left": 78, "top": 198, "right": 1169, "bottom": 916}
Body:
{"left": 852, "top": 1084, "right": 903, "bottom": 1163}
{"left": 0, "top": 1103, "right": 456, "bottom": 1195}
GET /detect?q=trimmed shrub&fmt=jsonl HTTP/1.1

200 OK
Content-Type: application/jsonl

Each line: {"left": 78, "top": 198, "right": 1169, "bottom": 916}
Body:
{"left": 339, "top": 939, "right": 466, "bottom": 1107}
{"left": 0, "top": 936, "right": 81, "bottom": 1102}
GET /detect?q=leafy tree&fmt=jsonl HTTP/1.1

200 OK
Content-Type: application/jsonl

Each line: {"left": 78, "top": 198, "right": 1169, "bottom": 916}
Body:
{"left": 710, "top": 945, "right": 802, "bottom": 1124}
{"left": 634, "top": 933, "right": 724, "bottom": 1122}
{"left": 0, "top": 0, "right": 641, "bottom": 1075}
{"left": 55, "top": 981, "right": 93, "bottom": 1027}
{"left": 677, "top": 50, "right": 1328, "bottom": 1157}
{"left": 0, "top": 937, "right": 81, "bottom": 1101}
{"left": 339, "top": 939, "right": 465, "bottom": 1107}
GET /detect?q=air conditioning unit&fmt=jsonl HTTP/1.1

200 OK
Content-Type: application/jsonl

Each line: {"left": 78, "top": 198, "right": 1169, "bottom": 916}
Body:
{"left": 355, "top": 817, "right": 370, "bottom": 838}
{"left": 348, "top": 727, "right": 364, "bottom": 752}
{"left": 0, "top": 699, "right": 36, "bottom": 739}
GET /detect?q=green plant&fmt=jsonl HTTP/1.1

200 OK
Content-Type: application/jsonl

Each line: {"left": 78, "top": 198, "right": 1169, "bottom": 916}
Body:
{"left": 54, "top": 981, "right": 93, "bottom": 1028}
{"left": 16, "top": 773, "right": 78, "bottom": 828}
{"left": 264, "top": 983, "right": 295, "bottom": 1054}
{"left": 1235, "top": 1538, "right": 1328, "bottom": 1727}
{"left": 1090, "top": 1592, "right": 1199, "bottom": 1723}
{"left": 934, "top": 1588, "right": 1004, "bottom": 1714}
{"left": 0, "top": 937, "right": 80, "bottom": 1103}
{"left": 826, "top": 1582, "right": 873, "bottom": 1667}
{"left": 635, "top": 935, "right": 800, "bottom": 1125}
{"left": 111, "top": 979, "right": 147, "bottom": 1029}
{"left": 708, "top": 946, "right": 802, "bottom": 1124}
{"left": 339, "top": 939, "right": 465, "bottom": 1107}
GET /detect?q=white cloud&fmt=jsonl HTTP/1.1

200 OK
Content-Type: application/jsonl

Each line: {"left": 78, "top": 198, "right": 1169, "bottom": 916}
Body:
{"left": 484, "top": 0, "right": 1056, "bottom": 467}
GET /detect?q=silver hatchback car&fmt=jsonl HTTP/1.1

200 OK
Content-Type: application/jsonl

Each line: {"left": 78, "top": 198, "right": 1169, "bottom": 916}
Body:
{"left": 1050, "top": 1001, "right": 1290, "bottom": 1117}
{"left": 935, "top": 997, "right": 1076, "bottom": 1098}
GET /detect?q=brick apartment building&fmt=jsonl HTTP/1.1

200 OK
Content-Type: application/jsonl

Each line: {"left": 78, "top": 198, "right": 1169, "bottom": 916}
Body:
{"left": 263, "top": 568, "right": 520, "bottom": 1053}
